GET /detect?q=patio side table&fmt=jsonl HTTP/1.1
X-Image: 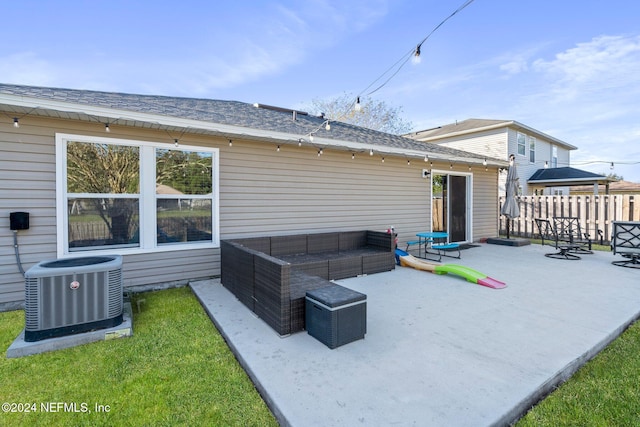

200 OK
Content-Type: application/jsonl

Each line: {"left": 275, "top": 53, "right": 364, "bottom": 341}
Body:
{"left": 305, "top": 285, "right": 366, "bottom": 349}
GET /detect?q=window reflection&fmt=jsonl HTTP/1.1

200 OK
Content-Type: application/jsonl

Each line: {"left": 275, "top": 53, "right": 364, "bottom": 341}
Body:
{"left": 68, "top": 198, "right": 140, "bottom": 250}
{"left": 156, "top": 149, "right": 212, "bottom": 195}
{"left": 67, "top": 142, "right": 139, "bottom": 193}
{"left": 157, "top": 200, "right": 212, "bottom": 244}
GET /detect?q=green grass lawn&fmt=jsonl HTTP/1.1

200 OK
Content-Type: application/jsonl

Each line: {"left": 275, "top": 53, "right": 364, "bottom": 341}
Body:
{"left": 517, "top": 320, "right": 640, "bottom": 426}
{"left": 0, "top": 287, "right": 277, "bottom": 427}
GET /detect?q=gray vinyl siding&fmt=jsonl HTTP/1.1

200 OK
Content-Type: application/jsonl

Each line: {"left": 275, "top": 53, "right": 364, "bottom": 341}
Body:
{"left": 1, "top": 121, "right": 58, "bottom": 306}
{"left": 507, "top": 129, "right": 539, "bottom": 195}
{"left": 219, "top": 141, "right": 433, "bottom": 250}
{"left": 0, "top": 118, "right": 219, "bottom": 305}
{"left": 472, "top": 167, "right": 500, "bottom": 239}
{"left": 0, "top": 116, "right": 500, "bottom": 305}
{"left": 507, "top": 128, "right": 572, "bottom": 195}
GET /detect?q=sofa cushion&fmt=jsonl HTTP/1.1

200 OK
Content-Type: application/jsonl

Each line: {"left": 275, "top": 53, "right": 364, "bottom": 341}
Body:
{"left": 308, "top": 232, "right": 339, "bottom": 254}
{"left": 271, "top": 234, "right": 308, "bottom": 256}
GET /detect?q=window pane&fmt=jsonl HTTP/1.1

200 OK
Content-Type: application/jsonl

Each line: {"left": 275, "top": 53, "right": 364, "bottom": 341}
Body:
{"left": 517, "top": 133, "right": 526, "bottom": 156}
{"left": 529, "top": 137, "right": 535, "bottom": 163}
{"left": 67, "top": 142, "right": 139, "bottom": 193}
{"left": 156, "top": 200, "right": 212, "bottom": 244}
{"left": 156, "top": 149, "right": 212, "bottom": 195}
{"left": 68, "top": 198, "right": 140, "bottom": 250}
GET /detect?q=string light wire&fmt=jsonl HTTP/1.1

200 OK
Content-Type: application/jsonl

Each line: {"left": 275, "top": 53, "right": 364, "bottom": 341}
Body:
{"left": 359, "top": 0, "right": 476, "bottom": 99}
{"left": 298, "top": 0, "right": 477, "bottom": 148}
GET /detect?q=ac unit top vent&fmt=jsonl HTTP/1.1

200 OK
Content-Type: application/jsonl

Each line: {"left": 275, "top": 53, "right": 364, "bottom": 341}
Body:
{"left": 26, "top": 255, "right": 122, "bottom": 278}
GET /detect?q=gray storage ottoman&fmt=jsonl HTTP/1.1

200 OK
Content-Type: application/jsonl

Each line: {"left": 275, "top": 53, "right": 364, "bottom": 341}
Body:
{"left": 305, "top": 285, "right": 366, "bottom": 349}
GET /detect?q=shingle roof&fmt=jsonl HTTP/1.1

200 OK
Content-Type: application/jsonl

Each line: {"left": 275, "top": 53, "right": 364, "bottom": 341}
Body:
{"left": 528, "top": 167, "right": 613, "bottom": 186}
{"left": 408, "top": 119, "right": 511, "bottom": 139}
{"left": 0, "top": 83, "right": 506, "bottom": 166}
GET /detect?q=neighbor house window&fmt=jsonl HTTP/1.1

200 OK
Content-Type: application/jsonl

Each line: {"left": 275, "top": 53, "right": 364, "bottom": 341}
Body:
{"left": 56, "top": 134, "right": 219, "bottom": 255}
{"left": 517, "top": 132, "right": 526, "bottom": 156}
{"left": 552, "top": 146, "right": 558, "bottom": 168}
{"left": 529, "top": 136, "right": 536, "bottom": 163}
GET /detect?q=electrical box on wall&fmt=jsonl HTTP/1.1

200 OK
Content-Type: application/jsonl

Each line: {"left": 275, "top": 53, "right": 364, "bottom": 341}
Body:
{"left": 10, "top": 212, "right": 30, "bottom": 230}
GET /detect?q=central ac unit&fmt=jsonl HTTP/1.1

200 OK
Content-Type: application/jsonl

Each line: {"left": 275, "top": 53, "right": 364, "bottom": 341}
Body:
{"left": 24, "top": 255, "right": 124, "bottom": 342}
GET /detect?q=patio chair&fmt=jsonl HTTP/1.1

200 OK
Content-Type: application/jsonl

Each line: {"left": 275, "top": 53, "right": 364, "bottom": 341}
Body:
{"left": 611, "top": 221, "right": 640, "bottom": 268}
{"left": 534, "top": 218, "right": 555, "bottom": 247}
{"left": 553, "top": 217, "right": 597, "bottom": 254}
{"left": 534, "top": 218, "right": 581, "bottom": 260}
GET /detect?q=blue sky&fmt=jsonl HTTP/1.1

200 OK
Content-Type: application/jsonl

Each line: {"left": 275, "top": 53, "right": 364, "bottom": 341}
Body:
{"left": 2, "top": 0, "right": 639, "bottom": 181}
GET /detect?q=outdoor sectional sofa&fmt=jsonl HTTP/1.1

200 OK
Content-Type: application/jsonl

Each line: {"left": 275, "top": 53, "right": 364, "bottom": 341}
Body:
{"left": 221, "top": 230, "right": 395, "bottom": 336}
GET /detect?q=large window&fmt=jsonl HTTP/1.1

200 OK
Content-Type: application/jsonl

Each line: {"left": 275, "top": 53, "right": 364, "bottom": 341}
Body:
{"left": 56, "top": 134, "right": 219, "bottom": 255}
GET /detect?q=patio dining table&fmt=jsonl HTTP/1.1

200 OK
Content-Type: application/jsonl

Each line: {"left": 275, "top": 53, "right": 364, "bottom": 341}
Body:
{"left": 415, "top": 231, "right": 448, "bottom": 260}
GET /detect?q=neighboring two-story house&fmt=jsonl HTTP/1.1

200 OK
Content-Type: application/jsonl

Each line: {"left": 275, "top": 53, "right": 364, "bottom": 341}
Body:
{"left": 405, "top": 118, "right": 606, "bottom": 195}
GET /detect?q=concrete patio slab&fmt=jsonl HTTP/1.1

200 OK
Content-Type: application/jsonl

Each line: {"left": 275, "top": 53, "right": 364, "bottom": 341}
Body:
{"left": 191, "top": 243, "right": 640, "bottom": 426}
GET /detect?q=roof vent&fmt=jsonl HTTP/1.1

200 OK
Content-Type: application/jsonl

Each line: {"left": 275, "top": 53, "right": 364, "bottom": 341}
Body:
{"left": 253, "top": 103, "right": 308, "bottom": 119}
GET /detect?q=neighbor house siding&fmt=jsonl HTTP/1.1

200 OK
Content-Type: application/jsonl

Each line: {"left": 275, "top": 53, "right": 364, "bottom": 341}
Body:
{"left": 425, "top": 128, "right": 507, "bottom": 160}
{"left": 507, "top": 129, "right": 539, "bottom": 195}
{"left": 507, "top": 129, "right": 572, "bottom": 195}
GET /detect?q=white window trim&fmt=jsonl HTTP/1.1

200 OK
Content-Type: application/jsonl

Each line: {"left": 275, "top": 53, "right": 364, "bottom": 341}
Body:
{"left": 55, "top": 133, "right": 220, "bottom": 257}
{"left": 528, "top": 135, "right": 536, "bottom": 164}
{"left": 516, "top": 132, "right": 527, "bottom": 157}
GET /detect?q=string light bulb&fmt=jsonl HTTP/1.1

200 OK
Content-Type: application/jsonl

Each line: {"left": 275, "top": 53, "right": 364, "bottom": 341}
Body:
{"left": 309, "top": 134, "right": 314, "bottom": 142}
{"left": 424, "top": 155, "right": 428, "bottom": 162}
{"left": 412, "top": 45, "right": 422, "bottom": 64}
{"left": 325, "top": 121, "right": 331, "bottom": 131}
{"left": 352, "top": 153, "right": 355, "bottom": 160}
{"left": 407, "top": 159, "right": 411, "bottom": 166}
{"left": 277, "top": 145, "right": 280, "bottom": 152}
{"left": 354, "top": 96, "right": 362, "bottom": 112}
{"left": 13, "top": 118, "right": 19, "bottom": 128}
{"left": 544, "top": 161, "right": 549, "bottom": 169}
{"left": 229, "top": 139, "right": 233, "bottom": 147}
{"left": 105, "top": 123, "right": 110, "bottom": 132}
{"left": 298, "top": 139, "right": 302, "bottom": 147}
{"left": 382, "top": 157, "right": 385, "bottom": 163}
{"left": 174, "top": 139, "right": 179, "bottom": 147}
{"left": 482, "top": 158, "right": 487, "bottom": 166}
{"left": 369, "top": 148, "right": 374, "bottom": 156}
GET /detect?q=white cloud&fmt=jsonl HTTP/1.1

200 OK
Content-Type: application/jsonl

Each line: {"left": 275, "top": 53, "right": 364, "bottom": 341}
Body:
{"left": 532, "top": 34, "right": 640, "bottom": 102}
{"left": 499, "top": 59, "right": 528, "bottom": 75}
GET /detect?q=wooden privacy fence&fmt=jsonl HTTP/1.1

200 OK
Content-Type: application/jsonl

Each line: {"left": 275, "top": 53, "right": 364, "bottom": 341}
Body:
{"left": 498, "top": 195, "right": 639, "bottom": 244}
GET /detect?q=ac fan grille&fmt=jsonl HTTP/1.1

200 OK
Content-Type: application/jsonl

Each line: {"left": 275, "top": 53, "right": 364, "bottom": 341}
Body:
{"left": 24, "top": 268, "right": 123, "bottom": 332}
